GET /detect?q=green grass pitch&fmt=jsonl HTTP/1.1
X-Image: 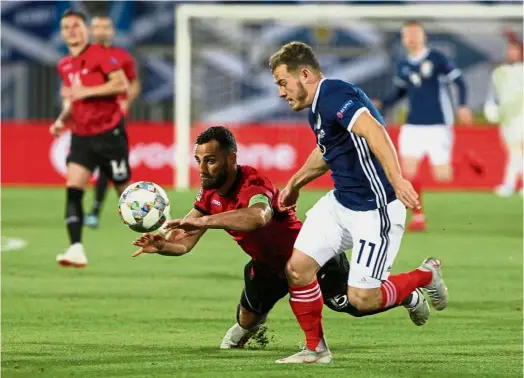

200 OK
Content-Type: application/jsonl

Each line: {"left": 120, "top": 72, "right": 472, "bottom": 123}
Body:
{"left": 2, "top": 188, "right": 522, "bottom": 377}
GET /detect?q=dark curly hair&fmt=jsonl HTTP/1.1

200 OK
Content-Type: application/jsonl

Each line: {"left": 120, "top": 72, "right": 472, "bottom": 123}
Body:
{"left": 195, "top": 126, "right": 237, "bottom": 153}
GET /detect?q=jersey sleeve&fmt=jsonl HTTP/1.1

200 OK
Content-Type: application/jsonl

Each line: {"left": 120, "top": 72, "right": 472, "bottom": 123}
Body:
{"left": 436, "top": 52, "right": 462, "bottom": 82}
{"left": 193, "top": 188, "right": 211, "bottom": 215}
{"left": 331, "top": 97, "right": 370, "bottom": 132}
{"left": 392, "top": 63, "right": 408, "bottom": 89}
{"left": 238, "top": 181, "right": 274, "bottom": 209}
{"left": 99, "top": 52, "right": 123, "bottom": 76}
{"left": 121, "top": 51, "right": 137, "bottom": 81}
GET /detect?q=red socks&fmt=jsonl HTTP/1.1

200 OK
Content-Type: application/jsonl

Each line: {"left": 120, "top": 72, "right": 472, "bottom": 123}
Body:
{"left": 289, "top": 279, "right": 326, "bottom": 351}
{"left": 381, "top": 269, "right": 432, "bottom": 308}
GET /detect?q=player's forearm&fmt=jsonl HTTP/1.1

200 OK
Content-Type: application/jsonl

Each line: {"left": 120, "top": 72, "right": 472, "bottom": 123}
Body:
{"left": 56, "top": 100, "right": 72, "bottom": 123}
{"left": 127, "top": 79, "right": 141, "bottom": 105}
{"left": 157, "top": 242, "right": 190, "bottom": 256}
{"left": 355, "top": 116, "right": 403, "bottom": 186}
{"left": 83, "top": 76, "right": 128, "bottom": 98}
{"left": 288, "top": 147, "right": 329, "bottom": 190}
{"left": 204, "top": 207, "right": 270, "bottom": 232}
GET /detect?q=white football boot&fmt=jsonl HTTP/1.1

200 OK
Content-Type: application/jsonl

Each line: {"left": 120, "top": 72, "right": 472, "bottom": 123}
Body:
{"left": 276, "top": 347, "right": 332, "bottom": 364}
{"left": 405, "top": 288, "right": 430, "bottom": 326}
{"left": 56, "top": 243, "right": 87, "bottom": 268}
{"left": 419, "top": 258, "right": 448, "bottom": 311}
{"left": 220, "top": 323, "right": 255, "bottom": 349}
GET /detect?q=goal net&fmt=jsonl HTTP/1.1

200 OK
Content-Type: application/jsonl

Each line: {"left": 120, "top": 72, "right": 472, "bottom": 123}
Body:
{"left": 174, "top": 3, "right": 522, "bottom": 189}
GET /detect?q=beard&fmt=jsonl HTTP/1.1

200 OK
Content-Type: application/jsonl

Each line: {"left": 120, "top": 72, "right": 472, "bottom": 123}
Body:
{"left": 200, "top": 164, "right": 229, "bottom": 190}
{"left": 292, "top": 81, "right": 309, "bottom": 111}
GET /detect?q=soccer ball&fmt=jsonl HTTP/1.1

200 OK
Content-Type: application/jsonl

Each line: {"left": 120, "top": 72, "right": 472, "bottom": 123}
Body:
{"left": 118, "top": 181, "right": 169, "bottom": 232}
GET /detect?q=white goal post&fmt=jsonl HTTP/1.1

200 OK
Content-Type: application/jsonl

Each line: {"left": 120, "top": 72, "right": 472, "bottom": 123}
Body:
{"left": 174, "top": 3, "right": 522, "bottom": 190}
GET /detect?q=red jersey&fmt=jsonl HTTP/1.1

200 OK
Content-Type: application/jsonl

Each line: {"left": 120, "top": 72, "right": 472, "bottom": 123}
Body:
{"left": 104, "top": 45, "right": 137, "bottom": 102}
{"left": 194, "top": 165, "right": 302, "bottom": 277}
{"left": 57, "top": 44, "right": 124, "bottom": 136}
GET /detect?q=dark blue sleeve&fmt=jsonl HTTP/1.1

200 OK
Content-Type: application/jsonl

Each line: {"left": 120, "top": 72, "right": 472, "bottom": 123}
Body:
{"left": 437, "top": 52, "right": 467, "bottom": 106}
{"left": 329, "top": 96, "right": 370, "bottom": 132}
{"left": 382, "top": 65, "right": 407, "bottom": 108}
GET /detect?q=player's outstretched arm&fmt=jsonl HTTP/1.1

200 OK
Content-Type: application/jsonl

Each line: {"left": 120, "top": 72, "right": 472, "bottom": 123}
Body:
{"left": 352, "top": 111, "right": 420, "bottom": 210}
{"left": 71, "top": 69, "right": 129, "bottom": 100}
{"left": 278, "top": 147, "right": 328, "bottom": 210}
{"left": 133, "top": 209, "right": 206, "bottom": 257}
{"left": 165, "top": 201, "right": 273, "bottom": 233}
{"left": 288, "top": 147, "right": 329, "bottom": 190}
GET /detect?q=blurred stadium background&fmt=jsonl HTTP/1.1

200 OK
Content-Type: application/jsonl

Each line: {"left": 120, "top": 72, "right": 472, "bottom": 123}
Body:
{"left": 1, "top": 1, "right": 523, "bottom": 377}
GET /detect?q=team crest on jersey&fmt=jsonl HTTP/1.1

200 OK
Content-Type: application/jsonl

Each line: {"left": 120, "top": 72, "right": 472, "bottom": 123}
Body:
{"left": 196, "top": 188, "right": 203, "bottom": 201}
{"left": 420, "top": 60, "right": 433, "bottom": 78}
{"left": 337, "top": 100, "right": 354, "bottom": 119}
{"left": 409, "top": 72, "right": 422, "bottom": 87}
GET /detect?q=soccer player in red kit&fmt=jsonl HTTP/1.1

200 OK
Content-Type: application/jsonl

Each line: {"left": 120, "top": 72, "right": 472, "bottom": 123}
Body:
{"left": 52, "top": 9, "right": 130, "bottom": 268}
{"left": 132, "top": 126, "right": 427, "bottom": 349}
{"left": 84, "top": 15, "right": 142, "bottom": 229}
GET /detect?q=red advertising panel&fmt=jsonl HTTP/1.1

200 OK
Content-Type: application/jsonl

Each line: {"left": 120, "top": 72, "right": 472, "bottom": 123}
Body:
{"left": 1, "top": 121, "right": 507, "bottom": 190}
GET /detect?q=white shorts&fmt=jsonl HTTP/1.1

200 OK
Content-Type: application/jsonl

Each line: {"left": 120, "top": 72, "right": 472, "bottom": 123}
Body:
{"left": 500, "top": 119, "right": 523, "bottom": 150}
{"left": 294, "top": 191, "right": 407, "bottom": 289}
{"left": 399, "top": 124, "right": 453, "bottom": 166}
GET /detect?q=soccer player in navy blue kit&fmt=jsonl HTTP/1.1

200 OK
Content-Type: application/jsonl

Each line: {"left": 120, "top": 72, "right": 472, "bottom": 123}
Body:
{"left": 375, "top": 21, "right": 474, "bottom": 231}
{"left": 270, "top": 42, "right": 449, "bottom": 364}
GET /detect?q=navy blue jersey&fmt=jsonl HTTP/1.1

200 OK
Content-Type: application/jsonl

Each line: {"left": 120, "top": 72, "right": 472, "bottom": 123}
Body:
{"left": 388, "top": 49, "right": 466, "bottom": 126}
{"left": 308, "top": 79, "right": 396, "bottom": 211}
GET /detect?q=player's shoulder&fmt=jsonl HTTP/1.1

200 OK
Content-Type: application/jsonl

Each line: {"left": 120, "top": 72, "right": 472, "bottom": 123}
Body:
{"left": 239, "top": 165, "right": 272, "bottom": 188}
{"left": 318, "top": 79, "right": 360, "bottom": 113}
{"left": 110, "top": 45, "right": 133, "bottom": 59}
{"left": 57, "top": 55, "right": 72, "bottom": 69}
{"left": 427, "top": 48, "right": 449, "bottom": 62}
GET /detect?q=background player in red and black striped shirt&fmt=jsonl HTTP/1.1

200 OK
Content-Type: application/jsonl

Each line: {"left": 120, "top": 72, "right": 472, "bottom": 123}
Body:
{"left": 84, "top": 15, "right": 142, "bottom": 229}
{"left": 51, "top": 9, "right": 130, "bottom": 268}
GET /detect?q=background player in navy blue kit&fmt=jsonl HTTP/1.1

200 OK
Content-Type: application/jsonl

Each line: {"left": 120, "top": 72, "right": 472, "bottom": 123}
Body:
{"left": 270, "top": 42, "right": 449, "bottom": 364}
{"left": 375, "top": 21, "right": 474, "bottom": 231}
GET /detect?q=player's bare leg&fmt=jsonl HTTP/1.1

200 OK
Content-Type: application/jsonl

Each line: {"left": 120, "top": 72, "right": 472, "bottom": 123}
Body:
{"left": 276, "top": 249, "right": 332, "bottom": 364}
{"left": 57, "top": 162, "right": 91, "bottom": 268}
{"left": 496, "top": 142, "right": 523, "bottom": 197}
{"left": 85, "top": 172, "right": 110, "bottom": 229}
{"left": 403, "top": 156, "right": 426, "bottom": 232}
{"left": 433, "top": 163, "right": 453, "bottom": 183}
{"left": 220, "top": 305, "right": 267, "bottom": 349}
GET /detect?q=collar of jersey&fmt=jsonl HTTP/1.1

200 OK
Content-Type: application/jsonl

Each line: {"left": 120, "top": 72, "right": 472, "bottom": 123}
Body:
{"left": 71, "top": 43, "right": 91, "bottom": 58}
{"left": 312, "top": 77, "right": 327, "bottom": 113}
{"left": 407, "top": 48, "right": 430, "bottom": 64}
{"left": 219, "top": 166, "right": 243, "bottom": 198}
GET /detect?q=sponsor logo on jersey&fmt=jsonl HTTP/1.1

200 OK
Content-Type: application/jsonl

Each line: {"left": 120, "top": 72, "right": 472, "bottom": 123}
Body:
{"left": 337, "top": 100, "right": 354, "bottom": 119}
{"left": 211, "top": 199, "right": 222, "bottom": 206}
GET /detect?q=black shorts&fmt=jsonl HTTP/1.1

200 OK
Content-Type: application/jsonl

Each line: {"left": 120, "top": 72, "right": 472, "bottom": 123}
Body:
{"left": 67, "top": 120, "right": 131, "bottom": 185}
{"left": 240, "top": 253, "right": 351, "bottom": 316}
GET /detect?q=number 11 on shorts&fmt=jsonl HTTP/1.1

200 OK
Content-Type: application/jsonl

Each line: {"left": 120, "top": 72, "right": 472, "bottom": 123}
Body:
{"left": 356, "top": 239, "right": 376, "bottom": 268}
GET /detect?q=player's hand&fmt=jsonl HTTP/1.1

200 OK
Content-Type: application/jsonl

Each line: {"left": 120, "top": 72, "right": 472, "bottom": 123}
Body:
{"left": 457, "top": 106, "right": 473, "bottom": 125}
{"left": 49, "top": 120, "right": 65, "bottom": 137}
{"left": 132, "top": 233, "right": 166, "bottom": 257}
{"left": 278, "top": 185, "right": 299, "bottom": 211}
{"left": 164, "top": 217, "right": 209, "bottom": 232}
{"left": 391, "top": 177, "right": 420, "bottom": 210}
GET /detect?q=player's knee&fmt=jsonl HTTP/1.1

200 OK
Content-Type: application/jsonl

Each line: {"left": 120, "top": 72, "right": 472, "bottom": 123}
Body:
{"left": 285, "top": 260, "right": 314, "bottom": 286}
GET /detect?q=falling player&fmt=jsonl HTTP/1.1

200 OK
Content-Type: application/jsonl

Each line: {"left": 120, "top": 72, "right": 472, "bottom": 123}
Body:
{"left": 484, "top": 32, "right": 523, "bottom": 197}
{"left": 374, "top": 21, "right": 474, "bottom": 231}
{"left": 52, "top": 9, "right": 131, "bottom": 267}
{"left": 270, "top": 41, "right": 448, "bottom": 363}
{"left": 132, "top": 127, "right": 428, "bottom": 349}
{"left": 84, "top": 15, "right": 141, "bottom": 228}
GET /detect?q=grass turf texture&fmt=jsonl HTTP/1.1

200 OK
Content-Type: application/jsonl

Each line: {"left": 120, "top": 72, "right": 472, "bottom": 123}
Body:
{"left": 2, "top": 188, "right": 522, "bottom": 377}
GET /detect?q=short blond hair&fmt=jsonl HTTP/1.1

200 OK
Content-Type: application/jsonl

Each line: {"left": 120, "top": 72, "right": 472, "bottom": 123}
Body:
{"left": 269, "top": 41, "right": 321, "bottom": 74}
